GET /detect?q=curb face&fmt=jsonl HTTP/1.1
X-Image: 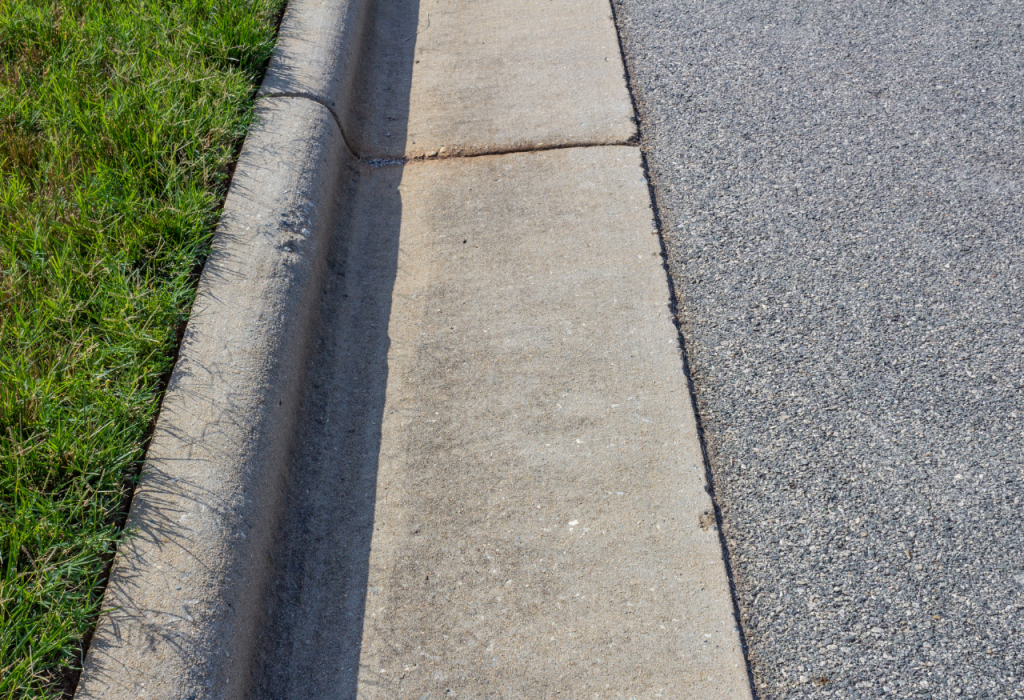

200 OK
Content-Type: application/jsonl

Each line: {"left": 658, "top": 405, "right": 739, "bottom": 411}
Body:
{"left": 76, "top": 98, "right": 348, "bottom": 700}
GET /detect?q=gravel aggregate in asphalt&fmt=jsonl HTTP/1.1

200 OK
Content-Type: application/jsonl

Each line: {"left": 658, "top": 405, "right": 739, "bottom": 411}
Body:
{"left": 612, "top": 1, "right": 1024, "bottom": 697}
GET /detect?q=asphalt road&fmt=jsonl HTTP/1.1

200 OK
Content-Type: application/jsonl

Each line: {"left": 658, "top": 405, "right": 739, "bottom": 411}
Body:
{"left": 611, "top": 1, "right": 1024, "bottom": 698}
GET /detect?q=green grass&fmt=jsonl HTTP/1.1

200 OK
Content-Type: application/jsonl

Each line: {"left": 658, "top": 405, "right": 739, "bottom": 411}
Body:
{"left": 0, "top": 0, "right": 283, "bottom": 695}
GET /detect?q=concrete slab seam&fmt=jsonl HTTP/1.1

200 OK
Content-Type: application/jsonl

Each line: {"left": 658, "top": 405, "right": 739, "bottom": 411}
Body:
{"left": 259, "top": 87, "right": 636, "bottom": 165}
{"left": 258, "top": 90, "right": 355, "bottom": 156}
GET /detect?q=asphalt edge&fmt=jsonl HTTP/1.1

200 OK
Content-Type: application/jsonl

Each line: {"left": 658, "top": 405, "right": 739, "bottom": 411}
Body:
{"left": 606, "top": 1, "right": 761, "bottom": 697}
{"left": 74, "top": 0, "right": 366, "bottom": 696}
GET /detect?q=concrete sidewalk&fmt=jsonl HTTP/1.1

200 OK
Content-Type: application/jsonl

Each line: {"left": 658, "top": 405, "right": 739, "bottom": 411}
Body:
{"left": 77, "top": 0, "right": 752, "bottom": 697}
{"left": 253, "top": 145, "right": 749, "bottom": 698}
{"left": 255, "top": 0, "right": 750, "bottom": 695}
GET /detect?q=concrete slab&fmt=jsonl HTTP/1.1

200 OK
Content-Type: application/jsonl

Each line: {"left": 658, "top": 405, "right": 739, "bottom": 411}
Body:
{"left": 347, "top": 0, "right": 636, "bottom": 158}
{"left": 253, "top": 146, "right": 750, "bottom": 699}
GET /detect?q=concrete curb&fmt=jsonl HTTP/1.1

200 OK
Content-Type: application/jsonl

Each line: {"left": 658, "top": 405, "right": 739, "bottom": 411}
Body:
{"left": 76, "top": 0, "right": 752, "bottom": 695}
{"left": 259, "top": 0, "right": 371, "bottom": 145}
{"left": 76, "top": 92, "right": 349, "bottom": 697}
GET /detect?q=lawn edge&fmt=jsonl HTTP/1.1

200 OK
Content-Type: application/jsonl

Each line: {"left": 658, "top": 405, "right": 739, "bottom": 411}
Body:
{"left": 74, "top": 1, "right": 369, "bottom": 696}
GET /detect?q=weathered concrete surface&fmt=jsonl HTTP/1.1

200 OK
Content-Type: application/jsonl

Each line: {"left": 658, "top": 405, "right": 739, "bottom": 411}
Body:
{"left": 351, "top": 0, "right": 636, "bottom": 158}
{"left": 253, "top": 146, "right": 751, "bottom": 699}
{"left": 76, "top": 98, "right": 350, "bottom": 700}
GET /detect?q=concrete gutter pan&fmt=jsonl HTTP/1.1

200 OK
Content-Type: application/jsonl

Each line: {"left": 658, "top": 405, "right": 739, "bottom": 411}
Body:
{"left": 75, "top": 0, "right": 754, "bottom": 698}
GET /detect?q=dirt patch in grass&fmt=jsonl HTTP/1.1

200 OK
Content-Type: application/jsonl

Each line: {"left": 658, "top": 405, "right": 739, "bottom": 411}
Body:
{"left": 0, "top": 1, "right": 284, "bottom": 696}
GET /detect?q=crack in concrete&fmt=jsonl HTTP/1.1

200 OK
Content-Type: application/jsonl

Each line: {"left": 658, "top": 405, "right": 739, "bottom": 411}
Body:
{"left": 259, "top": 92, "right": 637, "bottom": 166}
